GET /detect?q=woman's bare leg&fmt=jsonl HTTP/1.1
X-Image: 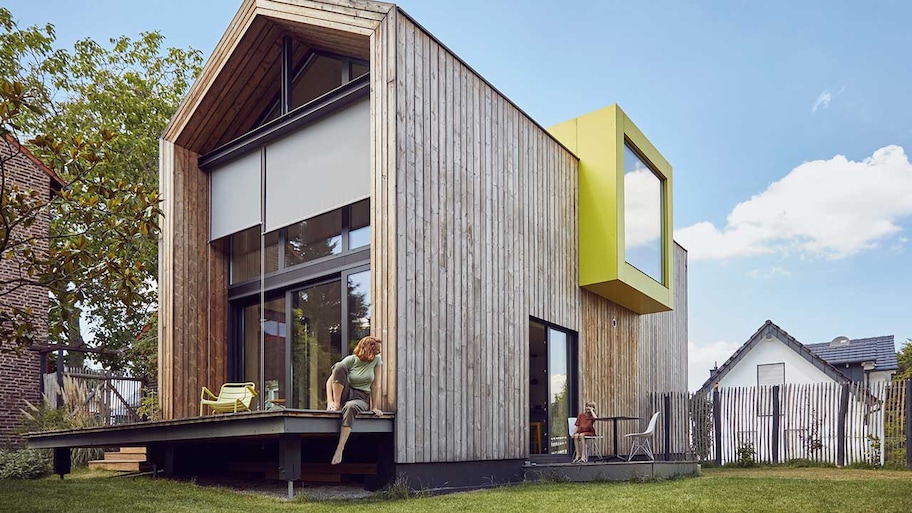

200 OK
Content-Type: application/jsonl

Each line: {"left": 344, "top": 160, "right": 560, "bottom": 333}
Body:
{"left": 332, "top": 426, "right": 352, "bottom": 465}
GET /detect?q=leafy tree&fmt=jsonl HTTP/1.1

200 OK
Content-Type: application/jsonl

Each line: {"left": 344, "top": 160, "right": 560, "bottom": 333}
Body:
{"left": 896, "top": 338, "right": 912, "bottom": 381}
{"left": 0, "top": 8, "right": 202, "bottom": 380}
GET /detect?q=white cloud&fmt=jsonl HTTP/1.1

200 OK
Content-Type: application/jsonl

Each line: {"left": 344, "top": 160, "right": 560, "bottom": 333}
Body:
{"left": 676, "top": 145, "right": 912, "bottom": 261}
{"left": 812, "top": 85, "right": 845, "bottom": 112}
{"left": 688, "top": 339, "right": 743, "bottom": 391}
{"left": 746, "top": 265, "right": 792, "bottom": 279}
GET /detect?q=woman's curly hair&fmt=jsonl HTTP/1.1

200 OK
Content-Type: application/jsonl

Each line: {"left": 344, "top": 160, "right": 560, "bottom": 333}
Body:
{"left": 353, "top": 336, "right": 382, "bottom": 362}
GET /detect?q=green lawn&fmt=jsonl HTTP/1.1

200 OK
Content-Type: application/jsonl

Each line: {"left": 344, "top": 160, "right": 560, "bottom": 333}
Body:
{"left": 2, "top": 467, "right": 911, "bottom": 513}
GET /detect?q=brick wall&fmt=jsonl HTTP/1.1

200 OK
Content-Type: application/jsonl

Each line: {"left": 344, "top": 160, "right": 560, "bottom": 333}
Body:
{"left": 0, "top": 139, "right": 51, "bottom": 448}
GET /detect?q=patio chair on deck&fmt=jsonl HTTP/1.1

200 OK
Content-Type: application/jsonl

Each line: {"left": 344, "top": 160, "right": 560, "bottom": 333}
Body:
{"left": 568, "top": 418, "right": 603, "bottom": 462}
{"left": 625, "top": 411, "right": 660, "bottom": 461}
{"left": 199, "top": 382, "right": 258, "bottom": 416}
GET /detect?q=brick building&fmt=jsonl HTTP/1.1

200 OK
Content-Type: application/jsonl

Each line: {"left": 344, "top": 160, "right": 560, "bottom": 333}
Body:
{"left": 0, "top": 135, "right": 61, "bottom": 447}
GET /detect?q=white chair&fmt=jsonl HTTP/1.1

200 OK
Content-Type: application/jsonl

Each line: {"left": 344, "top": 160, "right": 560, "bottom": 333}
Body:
{"left": 568, "top": 418, "right": 603, "bottom": 462}
{"left": 625, "top": 411, "right": 660, "bottom": 461}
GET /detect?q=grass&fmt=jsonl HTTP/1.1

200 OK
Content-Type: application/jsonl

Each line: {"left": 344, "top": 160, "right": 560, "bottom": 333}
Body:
{"left": 1, "top": 466, "right": 911, "bottom": 513}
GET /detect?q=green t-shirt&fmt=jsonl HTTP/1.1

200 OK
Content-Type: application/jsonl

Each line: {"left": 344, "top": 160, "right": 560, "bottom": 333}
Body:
{"left": 342, "top": 354, "right": 382, "bottom": 392}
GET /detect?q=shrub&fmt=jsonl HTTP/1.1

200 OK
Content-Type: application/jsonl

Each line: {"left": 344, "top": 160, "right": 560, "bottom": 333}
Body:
{"left": 0, "top": 449, "right": 50, "bottom": 480}
{"left": 736, "top": 442, "right": 756, "bottom": 468}
{"left": 17, "top": 376, "right": 104, "bottom": 467}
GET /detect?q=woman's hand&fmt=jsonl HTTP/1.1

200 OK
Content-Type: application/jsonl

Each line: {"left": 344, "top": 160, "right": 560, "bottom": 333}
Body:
{"left": 327, "top": 401, "right": 339, "bottom": 412}
{"left": 371, "top": 408, "right": 383, "bottom": 416}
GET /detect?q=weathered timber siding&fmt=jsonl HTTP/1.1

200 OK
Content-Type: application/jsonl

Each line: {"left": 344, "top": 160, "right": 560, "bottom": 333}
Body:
{"left": 391, "top": 12, "right": 579, "bottom": 464}
{"left": 637, "top": 243, "right": 689, "bottom": 453}
{"left": 580, "top": 243, "right": 688, "bottom": 456}
{"left": 370, "top": 10, "right": 398, "bottom": 411}
{"left": 158, "top": 141, "right": 229, "bottom": 420}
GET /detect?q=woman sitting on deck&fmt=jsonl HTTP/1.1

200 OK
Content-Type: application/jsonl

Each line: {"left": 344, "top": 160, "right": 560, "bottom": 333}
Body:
{"left": 325, "top": 336, "right": 384, "bottom": 465}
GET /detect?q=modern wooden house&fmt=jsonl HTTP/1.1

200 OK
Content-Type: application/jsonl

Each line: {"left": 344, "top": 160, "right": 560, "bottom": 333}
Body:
{"left": 156, "top": 0, "right": 688, "bottom": 487}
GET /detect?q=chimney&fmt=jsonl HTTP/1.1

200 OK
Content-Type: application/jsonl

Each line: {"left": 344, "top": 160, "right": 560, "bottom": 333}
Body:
{"left": 709, "top": 361, "right": 719, "bottom": 379}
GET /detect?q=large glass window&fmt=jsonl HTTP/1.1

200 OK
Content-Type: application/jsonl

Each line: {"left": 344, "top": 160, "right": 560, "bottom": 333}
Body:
{"left": 285, "top": 209, "right": 343, "bottom": 267}
{"left": 623, "top": 143, "right": 664, "bottom": 284}
{"left": 291, "top": 280, "right": 342, "bottom": 410}
{"left": 291, "top": 55, "right": 344, "bottom": 110}
{"left": 231, "top": 228, "right": 279, "bottom": 284}
{"left": 347, "top": 269, "right": 371, "bottom": 353}
{"left": 242, "top": 297, "right": 286, "bottom": 406}
{"left": 349, "top": 199, "right": 370, "bottom": 250}
{"left": 229, "top": 201, "right": 369, "bottom": 284}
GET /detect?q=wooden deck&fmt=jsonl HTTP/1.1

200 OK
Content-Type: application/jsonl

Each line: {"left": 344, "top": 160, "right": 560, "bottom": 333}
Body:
{"left": 25, "top": 409, "right": 396, "bottom": 495}
{"left": 26, "top": 409, "right": 393, "bottom": 449}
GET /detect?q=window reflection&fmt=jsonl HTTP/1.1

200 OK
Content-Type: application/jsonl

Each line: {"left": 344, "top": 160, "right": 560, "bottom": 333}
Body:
{"left": 349, "top": 199, "right": 370, "bottom": 250}
{"left": 623, "top": 144, "right": 664, "bottom": 283}
{"left": 292, "top": 281, "right": 342, "bottom": 409}
{"left": 285, "top": 209, "right": 343, "bottom": 267}
{"left": 230, "top": 226, "right": 279, "bottom": 284}
{"left": 242, "top": 297, "right": 286, "bottom": 409}
{"left": 347, "top": 269, "right": 371, "bottom": 354}
{"left": 291, "top": 55, "right": 344, "bottom": 110}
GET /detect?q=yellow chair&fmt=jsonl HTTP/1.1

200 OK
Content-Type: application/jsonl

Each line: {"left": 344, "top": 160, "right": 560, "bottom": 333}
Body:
{"left": 199, "top": 382, "right": 258, "bottom": 416}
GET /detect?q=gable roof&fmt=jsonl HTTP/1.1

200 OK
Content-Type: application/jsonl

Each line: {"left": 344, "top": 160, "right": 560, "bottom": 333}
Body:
{"left": 3, "top": 134, "right": 65, "bottom": 190}
{"left": 698, "top": 320, "right": 851, "bottom": 393}
{"left": 806, "top": 335, "right": 898, "bottom": 372}
{"left": 162, "top": 0, "right": 393, "bottom": 153}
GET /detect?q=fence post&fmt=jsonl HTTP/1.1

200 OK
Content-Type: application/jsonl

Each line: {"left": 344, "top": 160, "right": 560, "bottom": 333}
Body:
{"left": 713, "top": 388, "right": 722, "bottom": 466}
{"left": 771, "top": 385, "right": 780, "bottom": 464}
{"left": 837, "top": 382, "right": 850, "bottom": 467}
{"left": 664, "top": 393, "right": 671, "bottom": 461}
{"left": 56, "top": 348, "right": 64, "bottom": 408}
{"left": 906, "top": 380, "right": 912, "bottom": 469}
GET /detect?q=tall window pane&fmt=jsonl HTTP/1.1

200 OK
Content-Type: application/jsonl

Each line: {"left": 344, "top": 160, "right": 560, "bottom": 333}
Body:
{"left": 349, "top": 199, "right": 370, "bottom": 250}
{"left": 231, "top": 226, "right": 279, "bottom": 284}
{"left": 242, "top": 297, "right": 286, "bottom": 408}
{"left": 291, "top": 55, "right": 344, "bottom": 110}
{"left": 291, "top": 281, "right": 342, "bottom": 409}
{"left": 285, "top": 209, "right": 342, "bottom": 267}
{"left": 548, "top": 328, "right": 570, "bottom": 455}
{"left": 623, "top": 144, "right": 664, "bottom": 283}
{"left": 347, "top": 269, "right": 371, "bottom": 354}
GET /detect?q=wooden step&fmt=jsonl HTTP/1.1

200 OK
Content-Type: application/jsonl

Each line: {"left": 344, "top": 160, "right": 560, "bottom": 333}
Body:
{"left": 103, "top": 451, "right": 147, "bottom": 462}
{"left": 88, "top": 460, "right": 149, "bottom": 472}
{"left": 118, "top": 447, "right": 147, "bottom": 455}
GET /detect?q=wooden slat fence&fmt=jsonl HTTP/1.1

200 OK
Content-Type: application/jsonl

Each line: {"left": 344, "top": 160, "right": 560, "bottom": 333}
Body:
{"left": 684, "top": 380, "right": 910, "bottom": 467}
{"left": 44, "top": 367, "right": 143, "bottom": 425}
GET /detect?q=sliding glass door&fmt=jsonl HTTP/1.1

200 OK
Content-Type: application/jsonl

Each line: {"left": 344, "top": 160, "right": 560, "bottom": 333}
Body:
{"left": 237, "top": 267, "right": 370, "bottom": 410}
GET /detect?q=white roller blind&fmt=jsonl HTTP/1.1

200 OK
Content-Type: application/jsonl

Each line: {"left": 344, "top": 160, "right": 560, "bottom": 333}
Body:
{"left": 210, "top": 149, "right": 262, "bottom": 241}
{"left": 757, "top": 363, "right": 785, "bottom": 386}
{"left": 264, "top": 98, "right": 369, "bottom": 232}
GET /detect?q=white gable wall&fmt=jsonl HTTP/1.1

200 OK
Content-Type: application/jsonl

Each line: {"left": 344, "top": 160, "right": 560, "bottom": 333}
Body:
{"left": 716, "top": 335, "right": 836, "bottom": 387}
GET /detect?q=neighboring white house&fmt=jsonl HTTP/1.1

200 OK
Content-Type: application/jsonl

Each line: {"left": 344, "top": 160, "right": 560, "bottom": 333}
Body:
{"left": 696, "top": 320, "right": 899, "bottom": 466}
{"left": 698, "top": 320, "right": 897, "bottom": 392}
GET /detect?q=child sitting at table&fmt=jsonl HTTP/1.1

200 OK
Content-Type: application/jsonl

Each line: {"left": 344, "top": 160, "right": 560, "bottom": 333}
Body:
{"left": 572, "top": 401, "right": 598, "bottom": 463}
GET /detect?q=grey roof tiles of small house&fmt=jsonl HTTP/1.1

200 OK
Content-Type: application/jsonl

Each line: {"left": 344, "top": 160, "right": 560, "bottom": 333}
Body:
{"left": 805, "top": 336, "right": 898, "bottom": 371}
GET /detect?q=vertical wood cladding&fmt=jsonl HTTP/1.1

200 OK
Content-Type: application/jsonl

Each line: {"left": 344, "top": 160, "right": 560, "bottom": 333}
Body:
{"left": 0, "top": 141, "right": 50, "bottom": 446}
{"left": 391, "top": 12, "right": 579, "bottom": 464}
{"left": 580, "top": 243, "right": 689, "bottom": 456}
{"left": 158, "top": 141, "right": 228, "bottom": 420}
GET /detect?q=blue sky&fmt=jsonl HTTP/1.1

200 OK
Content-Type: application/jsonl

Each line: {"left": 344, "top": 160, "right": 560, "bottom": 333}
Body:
{"left": 8, "top": 0, "right": 911, "bottom": 390}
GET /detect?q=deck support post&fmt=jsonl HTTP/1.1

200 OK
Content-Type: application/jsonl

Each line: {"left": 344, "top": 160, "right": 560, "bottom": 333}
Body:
{"left": 53, "top": 447, "right": 71, "bottom": 479}
{"left": 278, "top": 434, "right": 302, "bottom": 499}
